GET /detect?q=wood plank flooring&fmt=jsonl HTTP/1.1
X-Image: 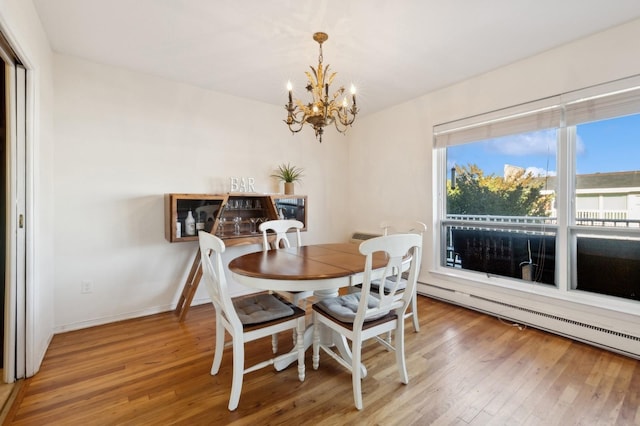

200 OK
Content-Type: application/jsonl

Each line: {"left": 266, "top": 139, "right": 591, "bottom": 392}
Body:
{"left": 4, "top": 297, "right": 640, "bottom": 425}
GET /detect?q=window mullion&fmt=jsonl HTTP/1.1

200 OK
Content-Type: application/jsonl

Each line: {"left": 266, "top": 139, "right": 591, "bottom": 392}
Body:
{"left": 555, "top": 121, "right": 573, "bottom": 293}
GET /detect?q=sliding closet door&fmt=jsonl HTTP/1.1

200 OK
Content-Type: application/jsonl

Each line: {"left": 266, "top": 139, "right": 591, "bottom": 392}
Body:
{"left": 1, "top": 32, "right": 26, "bottom": 383}
{"left": 13, "top": 64, "right": 26, "bottom": 381}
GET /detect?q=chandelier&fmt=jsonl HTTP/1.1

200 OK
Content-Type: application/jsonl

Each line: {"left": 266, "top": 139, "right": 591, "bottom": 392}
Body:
{"left": 284, "top": 32, "right": 358, "bottom": 143}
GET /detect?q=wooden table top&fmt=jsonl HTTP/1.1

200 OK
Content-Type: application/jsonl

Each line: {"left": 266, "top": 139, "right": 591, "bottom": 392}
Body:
{"left": 228, "top": 243, "right": 388, "bottom": 282}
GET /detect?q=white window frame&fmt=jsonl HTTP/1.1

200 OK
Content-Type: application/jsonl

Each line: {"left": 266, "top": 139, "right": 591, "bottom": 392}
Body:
{"left": 433, "top": 75, "right": 640, "bottom": 308}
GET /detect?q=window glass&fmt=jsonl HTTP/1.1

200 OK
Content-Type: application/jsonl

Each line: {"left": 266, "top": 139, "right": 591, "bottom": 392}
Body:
{"left": 444, "top": 129, "right": 557, "bottom": 284}
{"left": 575, "top": 113, "right": 640, "bottom": 226}
{"left": 444, "top": 224, "right": 556, "bottom": 284}
{"left": 576, "top": 236, "right": 640, "bottom": 300}
{"left": 447, "top": 130, "right": 557, "bottom": 218}
{"left": 572, "top": 113, "right": 640, "bottom": 298}
{"left": 576, "top": 196, "right": 598, "bottom": 212}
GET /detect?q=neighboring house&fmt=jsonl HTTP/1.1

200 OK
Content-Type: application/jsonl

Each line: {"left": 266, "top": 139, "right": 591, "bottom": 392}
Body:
{"left": 545, "top": 171, "right": 640, "bottom": 223}
{"left": 576, "top": 171, "right": 640, "bottom": 220}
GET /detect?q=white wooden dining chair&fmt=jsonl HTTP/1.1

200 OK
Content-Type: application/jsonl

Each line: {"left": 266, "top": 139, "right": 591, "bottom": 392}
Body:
{"left": 260, "top": 219, "right": 304, "bottom": 252}
{"left": 376, "top": 220, "right": 426, "bottom": 333}
{"left": 311, "top": 233, "right": 422, "bottom": 410}
{"left": 259, "top": 219, "right": 314, "bottom": 353}
{"left": 198, "top": 231, "right": 306, "bottom": 411}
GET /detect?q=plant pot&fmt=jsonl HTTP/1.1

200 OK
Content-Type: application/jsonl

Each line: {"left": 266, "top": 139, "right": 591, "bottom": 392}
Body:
{"left": 284, "top": 182, "right": 294, "bottom": 195}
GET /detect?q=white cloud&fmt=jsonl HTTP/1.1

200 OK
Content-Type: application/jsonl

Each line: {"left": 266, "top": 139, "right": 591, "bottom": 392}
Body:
{"left": 526, "top": 166, "right": 556, "bottom": 177}
{"left": 576, "top": 134, "right": 585, "bottom": 155}
{"left": 487, "top": 129, "right": 557, "bottom": 156}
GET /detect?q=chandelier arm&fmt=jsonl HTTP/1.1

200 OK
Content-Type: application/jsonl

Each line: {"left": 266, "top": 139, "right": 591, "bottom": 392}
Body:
{"left": 332, "top": 122, "right": 349, "bottom": 135}
{"left": 286, "top": 122, "right": 306, "bottom": 134}
{"left": 285, "top": 106, "right": 302, "bottom": 125}
{"left": 333, "top": 115, "right": 353, "bottom": 134}
{"left": 283, "top": 111, "right": 306, "bottom": 133}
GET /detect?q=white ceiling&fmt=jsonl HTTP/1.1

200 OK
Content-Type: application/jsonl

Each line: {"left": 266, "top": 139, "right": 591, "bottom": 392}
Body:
{"left": 33, "top": 0, "right": 640, "bottom": 115}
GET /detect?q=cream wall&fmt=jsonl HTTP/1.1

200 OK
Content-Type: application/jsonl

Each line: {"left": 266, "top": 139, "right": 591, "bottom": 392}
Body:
{"left": 348, "top": 18, "right": 640, "bottom": 348}
{"left": 0, "top": 0, "right": 56, "bottom": 375}
{"left": 52, "top": 54, "right": 351, "bottom": 331}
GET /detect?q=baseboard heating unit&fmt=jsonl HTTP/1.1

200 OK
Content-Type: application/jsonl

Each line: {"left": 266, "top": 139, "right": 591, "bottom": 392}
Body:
{"left": 350, "top": 232, "right": 380, "bottom": 243}
{"left": 420, "top": 282, "right": 640, "bottom": 360}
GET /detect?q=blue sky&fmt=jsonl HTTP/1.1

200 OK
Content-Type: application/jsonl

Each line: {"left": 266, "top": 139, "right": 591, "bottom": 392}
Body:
{"left": 447, "top": 113, "right": 640, "bottom": 177}
{"left": 576, "top": 114, "right": 640, "bottom": 174}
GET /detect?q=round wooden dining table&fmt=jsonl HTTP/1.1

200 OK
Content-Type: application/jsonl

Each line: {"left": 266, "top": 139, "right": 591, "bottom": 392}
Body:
{"left": 228, "top": 242, "right": 389, "bottom": 294}
{"left": 228, "top": 242, "right": 388, "bottom": 373}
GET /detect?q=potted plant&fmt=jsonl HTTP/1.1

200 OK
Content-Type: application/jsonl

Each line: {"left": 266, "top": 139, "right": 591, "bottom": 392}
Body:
{"left": 271, "top": 163, "right": 304, "bottom": 195}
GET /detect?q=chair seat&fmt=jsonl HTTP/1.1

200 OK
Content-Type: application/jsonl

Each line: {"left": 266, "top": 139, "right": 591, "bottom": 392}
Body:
{"left": 312, "top": 292, "right": 389, "bottom": 323}
{"left": 313, "top": 302, "right": 398, "bottom": 331}
{"left": 233, "top": 294, "right": 299, "bottom": 325}
{"left": 232, "top": 294, "right": 306, "bottom": 331}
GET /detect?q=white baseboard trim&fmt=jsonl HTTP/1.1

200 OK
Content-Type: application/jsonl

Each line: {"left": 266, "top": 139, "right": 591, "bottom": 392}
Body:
{"left": 50, "top": 290, "right": 257, "bottom": 335}
{"left": 52, "top": 303, "right": 177, "bottom": 334}
{"left": 417, "top": 281, "right": 640, "bottom": 360}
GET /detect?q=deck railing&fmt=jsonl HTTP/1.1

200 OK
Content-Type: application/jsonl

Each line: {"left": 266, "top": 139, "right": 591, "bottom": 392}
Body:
{"left": 446, "top": 214, "right": 640, "bottom": 228}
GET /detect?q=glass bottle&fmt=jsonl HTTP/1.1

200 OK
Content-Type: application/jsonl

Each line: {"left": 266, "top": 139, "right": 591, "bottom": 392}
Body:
{"left": 185, "top": 210, "right": 196, "bottom": 236}
{"left": 196, "top": 211, "right": 205, "bottom": 232}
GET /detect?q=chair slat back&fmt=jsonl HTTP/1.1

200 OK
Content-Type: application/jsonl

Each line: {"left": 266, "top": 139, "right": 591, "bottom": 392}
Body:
{"left": 380, "top": 220, "right": 426, "bottom": 274}
{"left": 380, "top": 220, "right": 427, "bottom": 237}
{"left": 357, "top": 233, "right": 422, "bottom": 327}
{"left": 259, "top": 219, "right": 303, "bottom": 251}
{"left": 198, "top": 231, "right": 242, "bottom": 329}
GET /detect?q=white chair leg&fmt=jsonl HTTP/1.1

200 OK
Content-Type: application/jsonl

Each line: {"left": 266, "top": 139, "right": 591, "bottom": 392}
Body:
{"left": 396, "top": 322, "right": 409, "bottom": 385}
{"left": 411, "top": 289, "right": 420, "bottom": 332}
{"left": 228, "top": 339, "right": 245, "bottom": 411}
{"left": 352, "top": 339, "right": 363, "bottom": 410}
{"left": 312, "top": 313, "right": 320, "bottom": 370}
{"left": 270, "top": 290, "right": 280, "bottom": 353}
{"left": 297, "top": 318, "right": 305, "bottom": 381}
{"left": 212, "top": 319, "right": 224, "bottom": 375}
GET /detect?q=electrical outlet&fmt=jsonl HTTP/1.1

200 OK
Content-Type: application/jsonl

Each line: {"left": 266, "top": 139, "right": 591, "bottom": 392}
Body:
{"left": 81, "top": 280, "right": 93, "bottom": 294}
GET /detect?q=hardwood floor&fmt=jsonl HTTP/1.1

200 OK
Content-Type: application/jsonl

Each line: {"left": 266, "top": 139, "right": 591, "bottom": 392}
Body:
{"left": 4, "top": 297, "right": 640, "bottom": 425}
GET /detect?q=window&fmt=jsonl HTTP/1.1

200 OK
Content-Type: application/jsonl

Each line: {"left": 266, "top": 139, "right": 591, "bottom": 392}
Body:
{"left": 574, "top": 113, "right": 640, "bottom": 226}
{"left": 570, "top": 102, "right": 640, "bottom": 300}
{"left": 435, "top": 77, "right": 640, "bottom": 302}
